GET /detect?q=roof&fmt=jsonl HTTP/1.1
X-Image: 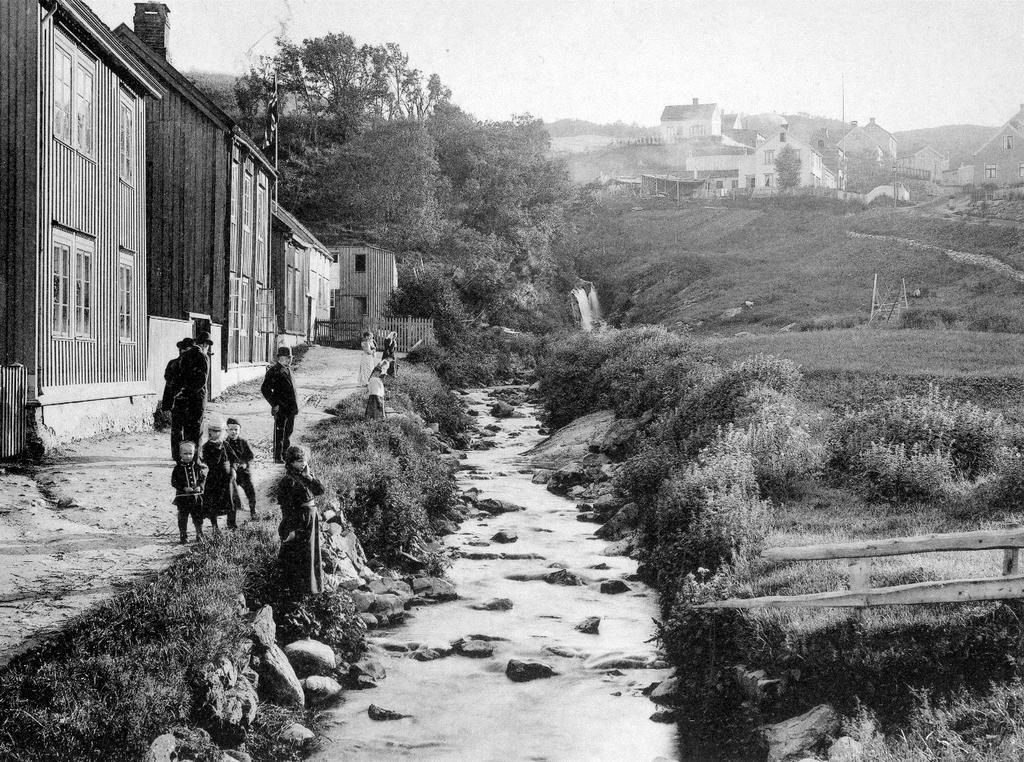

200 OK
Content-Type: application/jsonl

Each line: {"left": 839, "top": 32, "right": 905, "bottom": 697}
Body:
{"left": 641, "top": 173, "right": 708, "bottom": 185}
{"left": 114, "top": 24, "right": 276, "bottom": 175}
{"left": 272, "top": 204, "right": 329, "bottom": 253}
{"left": 897, "top": 144, "right": 944, "bottom": 160}
{"left": 52, "top": 0, "right": 163, "bottom": 99}
{"left": 723, "top": 128, "right": 762, "bottom": 148}
{"left": 661, "top": 103, "right": 719, "bottom": 122}
{"left": 973, "top": 106, "right": 1024, "bottom": 155}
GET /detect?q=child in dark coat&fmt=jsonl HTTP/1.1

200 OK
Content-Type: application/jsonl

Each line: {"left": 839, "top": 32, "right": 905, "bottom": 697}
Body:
{"left": 171, "top": 441, "right": 207, "bottom": 544}
{"left": 201, "top": 417, "right": 235, "bottom": 531}
{"left": 276, "top": 445, "right": 325, "bottom": 595}
{"left": 225, "top": 417, "right": 257, "bottom": 519}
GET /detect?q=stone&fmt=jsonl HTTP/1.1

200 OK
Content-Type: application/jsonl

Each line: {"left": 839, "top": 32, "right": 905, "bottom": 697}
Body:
{"left": 543, "top": 568, "right": 585, "bottom": 586}
{"left": 477, "top": 498, "right": 527, "bottom": 515}
{"left": 545, "top": 645, "right": 586, "bottom": 659}
{"left": 411, "top": 647, "right": 447, "bottom": 661}
{"left": 280, "top": 723, "right": 315, "bottom": 745}
{"left": 350, "top": 590, "right": 377, "bottom": 612}
{"left": 411, "top": 576, "right": 459, "bottom": 602}
{"left": 369, "top": 704, "right": 411, "bottom": 721}
{"left": 599, "top": 417, "right": 640, "bottom": 458}
{"left": 223, "top": 751, "right": 253, "bottom": 762}
{"left": 829, "top": 736, "right": 865, "bottom": 762}
{"left": 284, "top": 639, "right": 337, "bottom": 678}
{"left": 762, "top": 704, "right": 840, "bottom": 762}
{"left": 358, "top": 613, "right": 379, "bottom": 628}
{"left": 350, "top": 657, "right": 387, "bottom": 682}
{"left": 302, "top": 675, "right": 343, "bottom": 706}
{"left": 470, "top": 598, "right": 514, "bottom": 611}
{"left": 453, "top": 638, "right": 496, "bottom": 658}
{"left": 600, "top": 579, "right": 632, "bottom": 594}
{"left": 255, "top": 644, "right": 305, "bottom": 707}
{"left": 591, "top": 493, "right": 622, "bottom": 519}
{"left": 251, "top": 605, "right": 276, "bottom": 651}
{"left": 649, "top": 709, "right": 675, "bottom": 723}
{"left": 491, "top": 401, "right": 516, "bottom": 418}
{"left": 546, "top": 463, "right": 589, "bottom": 495}
{"left": 491, "top": 529, "right": 518, "bottom": 544}
{"left": 576, "top": 512, "right": 599, "bottom": 523}
{"left": 575, "top": 616, "right": 601, "bottom": 634}
{"left": 531, "top": 469, "right": 555, "bottom": 484}
{"left": 602, "top": 535, "right": 637, "bottom": 557}
{"left": 370, "top": 593, "right": 407, "bottom": 619}
{"left": 596, "top": 503, "right": 640, "bottom": 541}
{"left": 506, "top": 659, "right": 555, "bottom": 682}
{"left": 588, "top": 562, "right": 611, "bottom": 570}
{"left": 146, "top": 734, "right": 177, "bottom": 762}
{"left": 649, "top": 676, "right": 680, "bottom": 705}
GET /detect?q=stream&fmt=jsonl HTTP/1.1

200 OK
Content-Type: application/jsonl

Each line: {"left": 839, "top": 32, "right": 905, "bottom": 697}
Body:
{"left": 314, "top": 389, "right": 678, "bottom": 761}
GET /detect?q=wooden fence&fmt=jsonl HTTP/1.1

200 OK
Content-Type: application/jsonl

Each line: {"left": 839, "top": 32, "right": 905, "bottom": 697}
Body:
{"left": 0, "top": 364, "right": 27, "bottom": 460}
{"left": 315, "top": 316, "right": 435, "bottom": 352}
{"left": 701, "top": 527, "right": 1024, "bottom": 610}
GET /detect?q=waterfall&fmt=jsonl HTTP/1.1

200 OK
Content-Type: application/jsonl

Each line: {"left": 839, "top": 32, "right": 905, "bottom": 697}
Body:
{"left": 570, "top": 281, "right": 602, "bottom": 331}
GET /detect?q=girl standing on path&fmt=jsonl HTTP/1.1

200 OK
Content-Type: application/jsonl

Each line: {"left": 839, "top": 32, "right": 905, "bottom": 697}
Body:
{"left": 364, "top": 361, "right": 389, "bottom": 421}
{"left": 276, "top": 445, "right": 324, "bottom": 595}
{"left": 357, "top": 330, "right": 377, "bottom": 385}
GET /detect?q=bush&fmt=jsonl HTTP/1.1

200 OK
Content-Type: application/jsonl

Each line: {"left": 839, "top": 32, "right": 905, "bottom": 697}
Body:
{"left": 407, "top": 328, "right": 539, "bottom": 387}
{"left": 899, "top": 307, "right": 962, "bottom": 330}
{"left": 742, "top": 396, "right": 822, "bottom": 499}
{"left": 389, "top": 364, "right": 466, "bottom": 438}
{"left": 855, "top": 441, "right": 961, "bottom": 503}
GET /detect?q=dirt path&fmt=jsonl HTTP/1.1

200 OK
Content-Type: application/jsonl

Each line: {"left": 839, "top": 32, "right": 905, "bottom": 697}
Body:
{"left": 0, "top": 346, "right": 365, "bottom": 667}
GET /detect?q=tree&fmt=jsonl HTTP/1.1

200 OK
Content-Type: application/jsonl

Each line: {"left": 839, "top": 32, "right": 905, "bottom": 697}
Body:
{"left": 775, "top": 145, "right": 802, "bottom": 191}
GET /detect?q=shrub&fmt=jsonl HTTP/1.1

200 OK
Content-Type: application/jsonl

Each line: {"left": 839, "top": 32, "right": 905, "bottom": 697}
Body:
{"left": 389, "top": 364, "right": 466, "bottom": 437}
{"left": 407, "top": 328, "right": 539, "bottom": 387}
{"left": 899, "top": 307, "right": 962, "bottom": 330}
{"left": 855, "top": 441, "right": 961, "bottom": 503}
{"left": 742, "top": 397, "right": 823, "bottom": 499}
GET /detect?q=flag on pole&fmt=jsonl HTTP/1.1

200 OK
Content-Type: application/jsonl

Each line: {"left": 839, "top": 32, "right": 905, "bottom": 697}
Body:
{"left": 262, "top": 72, "right": 278, "bottom": 166}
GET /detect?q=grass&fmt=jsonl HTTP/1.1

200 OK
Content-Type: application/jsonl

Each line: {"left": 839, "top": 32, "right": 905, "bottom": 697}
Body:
{"left": 0, "top": 525, "right": 310, "bottom": 762}
{"left": 571, "top": 197, "right": 1024, "bottom": 336}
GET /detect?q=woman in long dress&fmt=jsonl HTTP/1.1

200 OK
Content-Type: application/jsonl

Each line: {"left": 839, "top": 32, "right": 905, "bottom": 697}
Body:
{"left": 356, "top": 330, "right": 376, "bottom": 385}
{"left": 276, "top": 445, "right": 324, "bottom": 595}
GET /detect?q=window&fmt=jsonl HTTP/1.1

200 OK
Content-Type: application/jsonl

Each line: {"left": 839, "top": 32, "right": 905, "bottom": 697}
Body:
{"left": 689, "top": 125, "right": 706, "bottom": 137}
{"left": 255, "top": 176, "right": 268, "bottom": 283}
{"left": 54, "top": 35, "right": 95, "bottom": 156}
{"left": 51, "top": 229, "right": 94, "bottom": 339}
{"left": 229, "top": 153, "right": 240, "bottom": 271}
{"left": 355, "top": 253, "right": 366, "bottom": 273}
{"left": 764, "top": 149, "right": 775, "bottom": 164}
{"left": 986, "top": 164, "right": 998, "bottom": 179}
{"left": 240, "top": 277, "right": 251, "bottom": 337}
{"left": 355, "top": 296, "right": 367, "bottom": 316}
{"left": 1018, "top": 163, "right": 1024, "bottom": 178}
{"left": 731, "top": 179, "right": 739, "bottom": 189}
{"left": 118, "top": 251, "right": 134, "bottom": 341}
{"left": 52, "top": 241, "right": 71, "bottom": 336}
{"left": 763, "top": 174, "right": 773, "bottom": 187}
{"left": 1006, "top": 135, "right": 1014, "bottom": 150}
{"left": 780, "top": 132, "right": 787, "bottom": 143}
{"left": 241, "top": 165, "right": 253, "bottom": 277}
{"left": 119, "top": 91, "right": 135, "bottom": 182}
{"left": 715, "top": 180, "right": 724, "bottom": 189}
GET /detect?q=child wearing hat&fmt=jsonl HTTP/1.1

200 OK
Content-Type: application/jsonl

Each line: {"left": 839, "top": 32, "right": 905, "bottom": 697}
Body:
{"left": 225, "top": 417, "right": 257, "bottom": 519}
{"left": 276, "top": 445, "right": 324, "bottom": 594}
{"left": 171, "top": 440, "right": 207, "bottom": 543}
{"left": 201, "top": 415, "right": 235, "bottom": 531}
{"left": 261, "top": 345, "right": 299, "bottom": 463}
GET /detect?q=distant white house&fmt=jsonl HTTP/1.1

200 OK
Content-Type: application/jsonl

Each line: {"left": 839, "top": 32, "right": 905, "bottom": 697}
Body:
{"left": 738, "top": 124, "right": 833, "bottom": 189}
{"left": 660, "top": 99, "right": 722, "bottom": 142}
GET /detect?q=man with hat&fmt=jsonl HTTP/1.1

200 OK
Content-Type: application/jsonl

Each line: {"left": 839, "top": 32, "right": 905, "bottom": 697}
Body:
{"left": 261, "top": 345, "right": 299, "bottom": 463}
{"left": 162, "top": 336, "right": 194, "bottom": 460}
{"left": 175, "top": 331, "right": 213, "bottom": 453}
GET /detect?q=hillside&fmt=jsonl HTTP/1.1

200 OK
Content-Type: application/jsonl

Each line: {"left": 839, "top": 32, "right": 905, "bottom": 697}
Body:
{"left": 572, "top": 198, "right": 1024, "bottom": 334}
{"left": 893, "top": 124, "right": 994, "bottom": 168}
{"left": 185, "top": 69, "right": 241, "bottom": 119}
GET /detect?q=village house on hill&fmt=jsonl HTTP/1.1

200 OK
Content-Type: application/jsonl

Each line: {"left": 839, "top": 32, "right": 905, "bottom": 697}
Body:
{"left": 896, "top": 144, "right": 949, "bottom": 182}
{"left": 660, "top": 99, "right": 722, "bottom": 142}
{"left": 966, "top": 103, "right": 1024, "bottom": 186}
{"left": 0, "top": 0, "right": 162, "bottom": 451}
{"left": 738, "top": 123, "right": 833, "bottom": 189}
{"left": 841, "top": 117, "right": 898, "bottom": 159}
{"left": 115, "top": 3, "right": 279, "bottom": 401}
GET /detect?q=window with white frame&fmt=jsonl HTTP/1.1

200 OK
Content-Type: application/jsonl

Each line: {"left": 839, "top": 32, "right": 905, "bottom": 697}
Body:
{"left": 119, "top": 90, "right": 135, "bottom": 183}
{"left": 689, "top": 125, "right": 706, "bottom": 137}
{"left": 764, "top": 174, "right": 773, "bottom": 187}
{"left": 51, "top": 229, "right": 94, "bottom": 339}
{"left": 986, "top": 164, "right": 998, "bottom": 179}
{"left": 1018, "top": 163, "right": 1024, "bottom": 179}
{"left": 764, "top": 150, "right": 775, "bottom": 165}
{"left": 118, "top": 251, "right": 135, "bottom": 341}
{"left": 255, "top": 176, "right": 267, "bottom": 283}
{"left": 241, "top": 164, "right": 253, "bottom": 277}
{"left": 53, "top": 33, "right": 95, "bottom": 157}
{"left": 1006, "top": 135, "right": 1014, "bottom": 150}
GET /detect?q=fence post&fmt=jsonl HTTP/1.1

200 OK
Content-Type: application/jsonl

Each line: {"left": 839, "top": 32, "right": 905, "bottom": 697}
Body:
{"left": 848, "top": 559, "right": 871, "bottom": 618}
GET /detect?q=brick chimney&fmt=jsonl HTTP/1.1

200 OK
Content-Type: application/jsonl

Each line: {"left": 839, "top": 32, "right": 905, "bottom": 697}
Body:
{"left": 851, "top": 120, "right": 858, "bottom": 127}
{"left": 133, "top": 3, "right": 171, "bottom": 60}
{"left": 869, "top": 116, "right": 876, "bottom": 124}
{"left": 692, "top": 97, "right": 699, "bottom": 106}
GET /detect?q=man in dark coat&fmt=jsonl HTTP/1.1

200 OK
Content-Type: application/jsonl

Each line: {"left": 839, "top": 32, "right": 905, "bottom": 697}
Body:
{"left": 162, "top": 337, "right": 194, "bottom": 460}
{"left": 175, "top": 331, "right": 212, "bottom": 452}
{"left": 261, "top": 345, "right": 299, "bottom": 463}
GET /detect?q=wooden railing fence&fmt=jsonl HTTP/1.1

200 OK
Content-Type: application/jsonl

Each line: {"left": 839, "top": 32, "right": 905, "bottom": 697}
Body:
{"left": 315, "top": 316, "right": 435, "bottom": 353}
{"left": 701, "top": 527, "right": 1024, "bottom": 610}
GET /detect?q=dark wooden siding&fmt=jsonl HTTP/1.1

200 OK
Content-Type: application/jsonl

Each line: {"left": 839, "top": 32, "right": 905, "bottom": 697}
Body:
{"left": 38, "top": 19, "right": 148, "bottom": 391}
{"left": 0, "top": 0, "right": 39, "bottom": 372}
{"left": 145, "top": 84, "right": 229, "bottom": 325}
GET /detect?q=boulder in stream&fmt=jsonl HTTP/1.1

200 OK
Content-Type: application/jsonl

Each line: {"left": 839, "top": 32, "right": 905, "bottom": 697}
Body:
{"left": 302, "top": 675, "right": 343, "bottom": 706}
{"left": 280, "top": 722, "right": 315, "bottom": 745}
{"left": 283, "top": 639, "right": 336, "bottom": 678}
{"left": 546, "top": 463, "right": 589, "bottom": 495}
{"left": 471, "top": 598, "right": 514, "bottom": 611}
{"left": 368, "top": 704, "right": 411, "bottom": 721}
{"left": 477, "top": 498, "right": 527, "bottom": 515}
{"left": 600, "top": 579, "right": 632, "bottom": 595}
{"left": 254, "top": 644, "right": 305, "bottom": 707}
{"left": 491, "top": 401, "right": 516, "bottom": 418}
{"left": 350, "top": 657, "right": 387, "bottom": 682}
{"left": 506, "top": 659, "right": 556, "bottom": 682}
{"left": 452, "top": 638, "right": 496, "bottom": 658}
{"left": 649, "top": 709, "right": 675, "bottom": 724}
{"left": 491, "top": 529, "right": 518, "bottom": 543}
{"left": 412, "top": 576, "right": 459, "bottom": 602}
{"left": 531, "top": 469, "right": 555, "bottom": 484}
{"left": 649, "top": 677, "right": 680, "bottom": 705}
{"left": 543, "top": 568, "right": 585, "bottom": 586}
{"left": 575, "top": 616, "right": 601, "bottom": 634}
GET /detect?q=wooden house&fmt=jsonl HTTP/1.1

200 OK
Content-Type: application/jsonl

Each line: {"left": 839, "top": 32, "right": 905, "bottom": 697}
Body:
{"left": 114, "top": 4, "right": 276, "bottom": 399}
{"left": 0, "top": 0, "right": 162, "bottom": 450}
{"left": 271, "top": 205, "right": 332, "bottom": 346}
{"left": 330, "top": 243, "right": 399, "bottom": 322}
{"left": 968, "top": 104, "right": 1024, "bottom": 187}
{"left": 660, "top": 99, "right": 722, "bottom": 143}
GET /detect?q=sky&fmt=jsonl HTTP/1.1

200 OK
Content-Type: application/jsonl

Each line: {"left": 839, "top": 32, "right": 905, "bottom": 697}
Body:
{"left": 86, "top": 0, "right": 1024, "bottom": 131}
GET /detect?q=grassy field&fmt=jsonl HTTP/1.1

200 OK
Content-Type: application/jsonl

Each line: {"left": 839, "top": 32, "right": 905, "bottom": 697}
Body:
{"left": 573, "top": 197, "right": 1024, "bottom": 335}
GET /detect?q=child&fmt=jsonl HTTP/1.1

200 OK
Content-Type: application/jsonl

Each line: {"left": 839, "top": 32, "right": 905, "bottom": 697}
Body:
{"left": 277, "top": 445, "right": 324, "bottom": 595}
{"left": 171, "top": 440, "right": 206, "bottom": 544}
{"left": 364, "top": 361, "right": 388, "bottom": 421}
{"left": 225, "top": 417, "right": 257, "bottom": 519}
{"left": 201, "top": 416, "right": 235, "bottom": 531}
